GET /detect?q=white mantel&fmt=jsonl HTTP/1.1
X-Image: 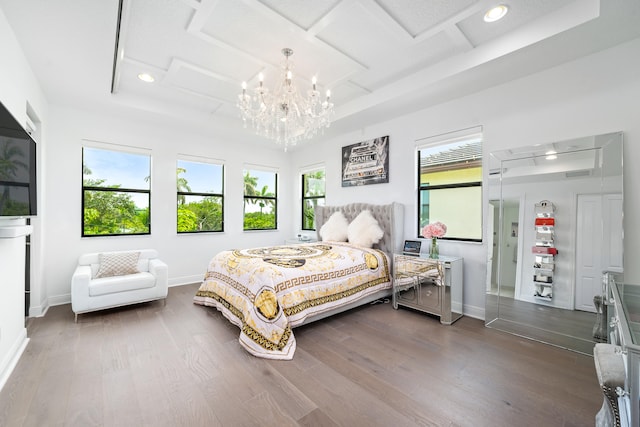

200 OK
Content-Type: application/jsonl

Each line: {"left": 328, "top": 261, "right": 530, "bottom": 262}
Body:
{"left": 0, "top": 224, "right": 33, "bottom": 238}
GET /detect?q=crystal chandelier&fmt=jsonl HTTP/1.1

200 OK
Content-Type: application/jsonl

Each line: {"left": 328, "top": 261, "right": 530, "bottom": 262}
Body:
{"left": 237, "top": 48, "right": 334, "bottom": 152}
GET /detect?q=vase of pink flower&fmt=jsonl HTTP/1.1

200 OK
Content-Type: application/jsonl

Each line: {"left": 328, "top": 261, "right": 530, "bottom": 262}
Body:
{"left": 421, "top": 221, "right": 447, "bottom": 259}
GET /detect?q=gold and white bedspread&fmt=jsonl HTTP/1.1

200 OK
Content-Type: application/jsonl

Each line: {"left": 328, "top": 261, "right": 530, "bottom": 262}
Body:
{"left": 193, "top": 241, "right": 391, "bottom": 360}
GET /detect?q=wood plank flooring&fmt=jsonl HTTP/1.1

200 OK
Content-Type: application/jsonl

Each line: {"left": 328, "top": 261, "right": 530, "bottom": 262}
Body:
{"left": 0, "top": 283, "right": 602, "bottom": 426}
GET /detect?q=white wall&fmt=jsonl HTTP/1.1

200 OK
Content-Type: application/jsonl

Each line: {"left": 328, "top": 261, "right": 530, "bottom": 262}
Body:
{"left": 40, "top": 105, "right": 293, "bottom": 308}
{"left": 4, "top": 5, "right": 640, "bottom": 325}
{"left": 291, "top": 36, "right": 640, "bottom": 319}
{"left": 0, "top": 7, "right": 48, "bottom": 390}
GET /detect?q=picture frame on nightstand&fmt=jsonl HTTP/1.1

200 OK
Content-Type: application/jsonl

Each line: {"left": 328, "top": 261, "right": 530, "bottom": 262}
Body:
{"left": 402, "top": 240, "right": 421, "bottom": 256}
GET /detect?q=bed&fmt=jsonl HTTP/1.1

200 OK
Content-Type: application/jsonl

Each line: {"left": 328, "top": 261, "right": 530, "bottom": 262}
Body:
{"left": 193, "top": 202, "right": 404, "bottom": 359}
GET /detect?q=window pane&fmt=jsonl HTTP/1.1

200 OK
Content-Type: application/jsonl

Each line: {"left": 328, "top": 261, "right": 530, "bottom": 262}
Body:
{"left": 82, "top": 146, "right": 151, "bottom": 237}
{"left": 303, "top": 198, "right": 325, "bottom": 230}
{"left": 302, "top": 168, "right": 325, "bottom": 231}
{"left": 244, "top": 199, "right": 276, "bottom": 230}
{"left": 420, "top": 166, "right": 482, "bottom": 186}
{"left": 83, "top": 189, "right": 149, "bottom": 235}
{"left": 419, "top": 187, "right": 482, "bottom": 240}
{"left": 243, "top": 169, "right": 276, "bottom": 196}
{"left": 83, "top": 147, "right": 150, "bottom": 190}
{"left": 244, "top": 168, "right": 277, "bottom": 230}
{"left": 176, "top": 159, "right": 224, "bottom": 233}
{"left": 303, "top": 170, "right": 325, "bottom": 197}
{"left": 417, "top": 135, "right": 482, "bottom": 241}
{"left": 177, "top": 195, "right": 222, "bottom": 232}
{"left": 177, "top": 160, "right": 223, "bottom": 194}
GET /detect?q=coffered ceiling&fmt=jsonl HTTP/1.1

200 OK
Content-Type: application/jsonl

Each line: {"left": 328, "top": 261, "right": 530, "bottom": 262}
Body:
{"left": 2, "top": 0, "right": 640, "bottom": 148}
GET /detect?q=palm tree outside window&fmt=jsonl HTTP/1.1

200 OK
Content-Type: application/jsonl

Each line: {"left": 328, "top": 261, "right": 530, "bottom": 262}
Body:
{"left": 176, "top": 158, "right": 224, "bottom": 233}
{"left": 243, "top": 168, "right": 277, "bottom": 230}
{"left": 301, "top": 168, "right": 325, "bottom": 230}
{"left": 82, "top": 145, "right": 151, "bottom": 237}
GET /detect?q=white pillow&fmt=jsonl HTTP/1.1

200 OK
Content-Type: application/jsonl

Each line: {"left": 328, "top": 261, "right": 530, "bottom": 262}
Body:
{"left": 319, "top": 211, "right": 349, "bottom": 242}
{"left": 95, "top": 251, "right": 141, "bottom": 278}
{"left": 347, "top": 210, "right": 384, "bottom": 248}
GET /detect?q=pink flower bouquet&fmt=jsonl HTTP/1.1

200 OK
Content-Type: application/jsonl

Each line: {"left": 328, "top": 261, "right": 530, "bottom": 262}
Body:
{"left": 422, "top": 221, "right": 447, "bottom": 239}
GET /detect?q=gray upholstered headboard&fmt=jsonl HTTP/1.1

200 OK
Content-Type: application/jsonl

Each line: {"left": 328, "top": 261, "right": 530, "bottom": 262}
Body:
{"left": 314, "top": 202, "right": 404, "bottom": 255}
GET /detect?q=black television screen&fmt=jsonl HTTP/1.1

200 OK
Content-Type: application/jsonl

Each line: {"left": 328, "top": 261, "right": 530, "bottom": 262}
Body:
{"left": 0, "top": 101, "right": 37, "bottom": 217}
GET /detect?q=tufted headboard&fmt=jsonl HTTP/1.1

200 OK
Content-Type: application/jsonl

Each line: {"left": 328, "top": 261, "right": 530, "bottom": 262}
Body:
{"left": 314, "top": 202, "right": 404, "bottom": 256}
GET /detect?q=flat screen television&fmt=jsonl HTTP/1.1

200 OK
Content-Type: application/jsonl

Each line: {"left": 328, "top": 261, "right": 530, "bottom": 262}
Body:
{"left": 0, "top": 101, "right": 37, "bottom": 217}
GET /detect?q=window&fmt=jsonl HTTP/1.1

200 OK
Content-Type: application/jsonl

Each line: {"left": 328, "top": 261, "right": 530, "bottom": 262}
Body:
{"left": 417, "top": 130, "right": 482, "bottom": 241}
{"left": 82, "top": 145, "right": 151, "bottom": 236}
{"left": 301, "top": 167, "right": 325, "bottom": 230}
{"left": 176, "top": 158, "right": 224, "bottom": 233}
{"left": 243, "top": 168, "right": 277, "bottom": 230}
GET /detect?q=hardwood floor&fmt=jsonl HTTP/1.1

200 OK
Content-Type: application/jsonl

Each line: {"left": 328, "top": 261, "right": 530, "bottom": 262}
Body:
{"left": 486, "top": 294, "right": 599, "bottom": 355}
{"left": 0, "top": 283, "right": 602, "bottom": 426}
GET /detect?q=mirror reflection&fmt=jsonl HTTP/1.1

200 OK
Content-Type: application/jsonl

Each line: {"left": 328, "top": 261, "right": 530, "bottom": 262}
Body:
{"left": 485, "top": 132, "right": 623, "bottom": 354}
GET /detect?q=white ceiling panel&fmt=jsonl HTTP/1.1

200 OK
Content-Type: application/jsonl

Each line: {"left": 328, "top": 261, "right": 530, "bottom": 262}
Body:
{"left": 315, "top": 2, "right": 407, "bottom": 69}
{"left": 350, "top": 30, "right": 460, "bottom": 90}
{"left": 164, "top": 59, "right": 239, "bottom": 103}
{"left": 317, "top": 2, "right": 464, "bottom": 91}
{"left": 118, "top": 62, "right": 225, "bottom": 113}
{"left": 330, "top": 80, "right": 371, "bottom": 105}
{"left": 457, "top": 0, "right": 577, "bottom": 47}
{"left": 196, "top": 0, "right": 360, "bottom": 85}
{"left": 257, "top": 0, "right": 341, "bottom": 30}
{"left": 123, "top": 0, "right": 196, "bottom": 69}
{"left": 374, "top": 0, "right": 477, "bottom": 37}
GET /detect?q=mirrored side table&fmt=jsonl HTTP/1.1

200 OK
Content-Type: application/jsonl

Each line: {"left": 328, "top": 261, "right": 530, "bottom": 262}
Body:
{"left": 392, "top": 254, "right": 463, "bottom": 325}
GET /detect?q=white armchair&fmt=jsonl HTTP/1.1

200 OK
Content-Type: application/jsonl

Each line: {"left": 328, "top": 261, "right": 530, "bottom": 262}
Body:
{"left": 71, "top": 249, "right": 168, "bottom": 322}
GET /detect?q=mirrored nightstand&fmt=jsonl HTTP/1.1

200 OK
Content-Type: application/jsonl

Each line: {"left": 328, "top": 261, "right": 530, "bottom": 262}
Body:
{"left": 392, "top": 254, "right": 463, "bottom": 325}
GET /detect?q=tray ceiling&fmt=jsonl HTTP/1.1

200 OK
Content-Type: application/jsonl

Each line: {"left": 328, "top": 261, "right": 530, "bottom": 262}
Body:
{"left": 2, "top": 0, "right": 640, "bottom": 148}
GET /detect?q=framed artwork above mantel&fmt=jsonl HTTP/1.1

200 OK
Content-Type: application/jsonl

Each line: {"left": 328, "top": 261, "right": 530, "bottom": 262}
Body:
{"left": 341, "top": 135, "right": 389, "bottom": 187}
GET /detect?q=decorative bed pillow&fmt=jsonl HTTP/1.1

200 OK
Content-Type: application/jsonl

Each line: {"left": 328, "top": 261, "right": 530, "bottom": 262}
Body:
{"left": 319, "top": 211, "right": 349, "bottom": 242}
{"left": 94, "top": 251, "right": 141, "bottom": 278}
{"left": 348, "top": 210, "right": 384, "bottom": 248}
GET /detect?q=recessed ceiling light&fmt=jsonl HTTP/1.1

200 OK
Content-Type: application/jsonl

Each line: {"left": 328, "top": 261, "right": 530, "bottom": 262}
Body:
{"left": 484, "top": 5, "right": 509, "bottom": 22}
{"left": 137, "top": 73, "right": 155, "bottom": 83}
{"left": 545, "top": 150, "right": 557, "bottom": 160}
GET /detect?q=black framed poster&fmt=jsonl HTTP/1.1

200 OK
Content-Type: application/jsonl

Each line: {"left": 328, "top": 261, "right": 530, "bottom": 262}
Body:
{"left": 341, "top": 135, "right": 389, "bottom": 187}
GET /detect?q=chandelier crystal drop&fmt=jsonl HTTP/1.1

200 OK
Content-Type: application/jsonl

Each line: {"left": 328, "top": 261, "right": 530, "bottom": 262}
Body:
{"left": 237, "top": 48, "right": 334, "bottom": 152}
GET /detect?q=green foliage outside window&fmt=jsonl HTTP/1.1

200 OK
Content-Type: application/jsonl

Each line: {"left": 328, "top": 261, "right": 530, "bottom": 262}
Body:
{"left": 82, "top": 148, "right": 151, "bottom": 236}
{"left": 302, "top": 169, "right": 325, "bottom": 230}
{"left": 83, "top": 187, "right": 149, "bottom": 235}
{"left": 243, "top": 170, "right": 277, "bottom": 230}
{"left": 176, "top": 162, "right": 224, "bottom": 233}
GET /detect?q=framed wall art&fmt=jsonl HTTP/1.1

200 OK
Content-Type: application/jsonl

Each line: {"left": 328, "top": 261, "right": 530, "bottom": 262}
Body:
{"left": 341, "top": 135, "right": 389, "bottom": 187}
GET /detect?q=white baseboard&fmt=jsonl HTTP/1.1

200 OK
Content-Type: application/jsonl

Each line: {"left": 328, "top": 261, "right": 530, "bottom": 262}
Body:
{"left": 48, "top": 293, "right": 71, "bottom": 307}
{"left": 29, "top": 301, "right": 50, "bottom": 318}
{"left": 463, "top": 303, "right": 485, "bottom": 321}
{"left": 0, "top": 329, "right": 29, "bottom": 393}
{"left": 169, "top": 275, "right": 202, "bottom": 287}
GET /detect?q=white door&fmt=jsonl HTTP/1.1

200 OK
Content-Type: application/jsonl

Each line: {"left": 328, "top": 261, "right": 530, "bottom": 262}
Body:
{"left": 575, "top": 194, "right": 602, "bottom": 313}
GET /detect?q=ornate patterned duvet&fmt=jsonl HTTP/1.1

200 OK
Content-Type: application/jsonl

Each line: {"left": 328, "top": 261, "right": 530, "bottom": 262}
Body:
{"left": 193, "top": 241, "right": 391, "bottom": 360}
